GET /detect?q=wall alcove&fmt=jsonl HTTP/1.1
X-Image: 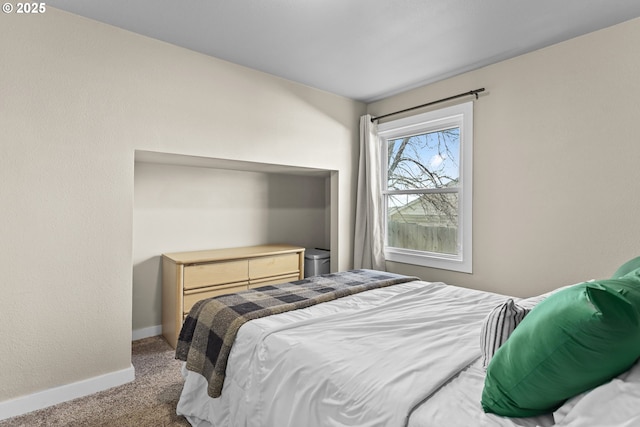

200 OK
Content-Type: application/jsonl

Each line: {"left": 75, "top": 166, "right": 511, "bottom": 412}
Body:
{"left": 131, "top": 150, "right": 336, "bottom": 337}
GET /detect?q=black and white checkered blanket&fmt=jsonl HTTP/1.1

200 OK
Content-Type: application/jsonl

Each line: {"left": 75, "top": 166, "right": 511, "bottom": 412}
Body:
{"left": 175, "top": 269, "right": 419, "bottom": 398}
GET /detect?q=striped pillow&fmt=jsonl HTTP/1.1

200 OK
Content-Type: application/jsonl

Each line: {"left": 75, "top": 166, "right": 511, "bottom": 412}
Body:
{"left": 480, "top": 299, "right": 530, "bottom": 370}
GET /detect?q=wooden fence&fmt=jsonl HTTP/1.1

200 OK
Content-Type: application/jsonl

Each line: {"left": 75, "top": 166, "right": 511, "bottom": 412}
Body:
{"left": 388, "top": 222, "right": 457, "bottom": 255}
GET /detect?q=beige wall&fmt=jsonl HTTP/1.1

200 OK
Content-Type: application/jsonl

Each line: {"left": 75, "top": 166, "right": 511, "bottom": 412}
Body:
{"left": 370, "top": 17, "right": 640, "bottom": 297}
{"left": 0, "top": 8, "right": 364, "bottom": 404}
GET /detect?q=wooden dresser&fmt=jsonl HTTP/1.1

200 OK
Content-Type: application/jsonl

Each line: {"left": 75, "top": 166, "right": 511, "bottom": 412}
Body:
{"left": 162, "top": 244, "right": 305, "bottom": 348}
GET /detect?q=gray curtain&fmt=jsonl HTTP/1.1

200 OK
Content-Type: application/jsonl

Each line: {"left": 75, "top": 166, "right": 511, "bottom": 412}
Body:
{"left": 353, "top": 115, "right": 386, "bottom": 270}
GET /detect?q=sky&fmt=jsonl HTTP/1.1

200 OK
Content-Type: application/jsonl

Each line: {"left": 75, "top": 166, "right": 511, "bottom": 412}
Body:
{"left": 388, "top": 127, "right": 460, "bottom": 191}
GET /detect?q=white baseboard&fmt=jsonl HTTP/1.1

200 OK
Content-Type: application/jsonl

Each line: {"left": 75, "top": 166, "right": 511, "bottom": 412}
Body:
{"left": 132, "top": 324, "right": 162, "bottom": 341}
{"left": 0, "top": 364, "right": 135, "bottom": 421}
{"left": 0, "top": 327, "right": 161, "bottom": 421}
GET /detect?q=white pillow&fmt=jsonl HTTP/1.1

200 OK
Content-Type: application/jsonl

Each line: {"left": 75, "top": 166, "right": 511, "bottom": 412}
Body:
{"left": 479, "top": 298, "right": 530, "bottom": 370}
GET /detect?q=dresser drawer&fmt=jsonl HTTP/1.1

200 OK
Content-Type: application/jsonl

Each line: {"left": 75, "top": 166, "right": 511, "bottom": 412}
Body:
{"left": 183, "top": 282, "right": 249, "bottom": 314}
{"left": 249, "top": 253, "right": 299, "bottom": 279}
{"left": 249, "top": 273, "right": 301, "bottom": 289}
{"left": 183, "top": 260, "right": 248, "bottom": 290}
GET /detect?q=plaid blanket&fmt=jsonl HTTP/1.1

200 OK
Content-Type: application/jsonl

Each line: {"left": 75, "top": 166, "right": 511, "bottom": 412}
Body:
{"left": 175, "top": 269, "right": 419, "bottom": 398}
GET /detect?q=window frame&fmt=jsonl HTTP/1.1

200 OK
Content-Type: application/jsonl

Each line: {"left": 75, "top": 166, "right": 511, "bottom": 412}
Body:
{"left": 377, "top": 101, "right": 473, "bottom": 273}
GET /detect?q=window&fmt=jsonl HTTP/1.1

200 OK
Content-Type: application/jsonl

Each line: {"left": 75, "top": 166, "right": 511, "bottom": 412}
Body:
{"left": 377, "top": 102, "right": 473, "bottom": 273}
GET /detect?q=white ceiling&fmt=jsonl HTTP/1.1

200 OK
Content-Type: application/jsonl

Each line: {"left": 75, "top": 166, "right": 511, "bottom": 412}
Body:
{"left": 48, "top": 0, "right": 640, "bottom": 102}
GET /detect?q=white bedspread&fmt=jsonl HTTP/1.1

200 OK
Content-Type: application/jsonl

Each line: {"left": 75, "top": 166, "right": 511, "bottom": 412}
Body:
{"left": 409, "top": 359, "right": 555, "bottom": 427}
{"left": 177, "top": 280, "right": 508, "bottom": 427}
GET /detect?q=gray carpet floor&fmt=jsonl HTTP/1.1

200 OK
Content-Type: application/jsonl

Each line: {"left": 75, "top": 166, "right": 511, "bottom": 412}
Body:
{"left": 0, "top": 336, "right": 191, "bottom": 427}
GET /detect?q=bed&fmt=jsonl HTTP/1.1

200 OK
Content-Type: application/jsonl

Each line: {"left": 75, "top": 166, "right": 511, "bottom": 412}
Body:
{"left": 174, "top": 264, "right": 640, "bottom": 427}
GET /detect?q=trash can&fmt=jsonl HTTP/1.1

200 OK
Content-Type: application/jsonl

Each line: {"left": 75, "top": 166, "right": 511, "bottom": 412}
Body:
{"left": 304, "top": 248, "right": 330, "bottom": 277}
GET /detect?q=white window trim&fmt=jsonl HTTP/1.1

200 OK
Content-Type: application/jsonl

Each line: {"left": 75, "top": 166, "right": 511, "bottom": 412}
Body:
{"left": 378, "top": 101, "right": 473, "bottom": 273}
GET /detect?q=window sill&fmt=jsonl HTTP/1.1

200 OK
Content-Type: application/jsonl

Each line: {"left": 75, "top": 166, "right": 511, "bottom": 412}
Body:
{"left": 385, "top": 248, "right": 472, "bottom": 273}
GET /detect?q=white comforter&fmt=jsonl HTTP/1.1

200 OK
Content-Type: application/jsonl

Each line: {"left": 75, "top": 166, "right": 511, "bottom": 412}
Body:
{"left": 177, "top": 280, "right": 508, "bottom": 427}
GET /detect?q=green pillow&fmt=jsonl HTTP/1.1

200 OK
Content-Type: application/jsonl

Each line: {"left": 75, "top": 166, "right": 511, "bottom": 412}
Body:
{"left": 620, "top": 266, "right": 640, "bottom": 282}
{"left": 481, "top": 279, "right": 640, "bottom": 417}
{"left": 612, "top": 256, "right": 640, "bottom": 278}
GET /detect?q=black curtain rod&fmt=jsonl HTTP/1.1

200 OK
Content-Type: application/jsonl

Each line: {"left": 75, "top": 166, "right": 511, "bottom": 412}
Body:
{"left": 370, "top": 88, "right": 485, "bottom": 122}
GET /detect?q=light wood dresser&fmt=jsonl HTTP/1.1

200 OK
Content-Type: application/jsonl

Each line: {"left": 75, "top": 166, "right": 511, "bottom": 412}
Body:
{"left": 162, "top": 244, "right": 305, "bottom": 348}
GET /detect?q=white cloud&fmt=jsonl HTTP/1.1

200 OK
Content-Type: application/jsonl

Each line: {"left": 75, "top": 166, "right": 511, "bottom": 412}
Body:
{"left": 429, "top": 154, "right": 445, "bottom": 169}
